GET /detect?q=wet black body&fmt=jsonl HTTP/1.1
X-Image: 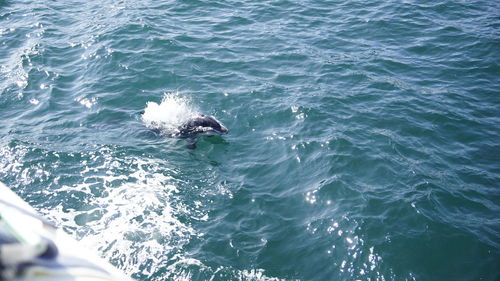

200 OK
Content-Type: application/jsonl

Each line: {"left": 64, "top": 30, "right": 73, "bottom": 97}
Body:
{"left": 176, "top": 114, "right": 228, "bottom": 149}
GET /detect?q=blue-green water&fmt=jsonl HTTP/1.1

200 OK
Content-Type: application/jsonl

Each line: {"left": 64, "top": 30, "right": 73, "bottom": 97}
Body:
{"left": 1, "top": 0, "right": 499, "bottom": 280}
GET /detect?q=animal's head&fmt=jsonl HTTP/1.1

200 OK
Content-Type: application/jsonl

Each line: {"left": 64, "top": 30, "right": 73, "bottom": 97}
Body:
{"left": 180, "top": 114, "right": 228, "bottom": 136}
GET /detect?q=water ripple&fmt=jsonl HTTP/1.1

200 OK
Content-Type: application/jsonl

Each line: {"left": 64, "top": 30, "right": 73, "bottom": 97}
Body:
{"left": 1, "top": 0, "right": 499, "bottom": 280}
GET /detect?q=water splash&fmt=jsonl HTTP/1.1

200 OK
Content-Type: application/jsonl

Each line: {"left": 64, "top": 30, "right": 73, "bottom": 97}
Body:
{"left": 142, "top": 93, "right": 199, "bottom": 135}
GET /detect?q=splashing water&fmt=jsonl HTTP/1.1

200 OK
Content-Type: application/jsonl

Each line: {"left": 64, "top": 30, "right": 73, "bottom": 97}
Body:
{"left": 142, "top": 94, "right": 198, "bottom": 135}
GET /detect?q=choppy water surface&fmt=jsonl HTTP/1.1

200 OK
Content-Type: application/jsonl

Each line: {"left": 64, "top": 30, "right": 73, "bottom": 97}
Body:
{"left": 1, "top": 0, "right": 499, "bottom": 280}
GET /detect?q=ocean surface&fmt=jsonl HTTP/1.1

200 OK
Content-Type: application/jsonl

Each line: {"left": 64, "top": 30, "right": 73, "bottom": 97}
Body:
{"left": 1, "top": 0, "right": 499, "bottom": 280}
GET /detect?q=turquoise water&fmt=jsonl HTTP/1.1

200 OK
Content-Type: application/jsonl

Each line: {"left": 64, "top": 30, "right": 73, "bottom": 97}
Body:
{"left": 1, "top": 0, "right": 499, "bottom": 280}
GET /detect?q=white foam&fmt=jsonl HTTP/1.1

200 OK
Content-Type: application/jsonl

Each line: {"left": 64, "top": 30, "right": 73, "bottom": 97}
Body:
{"left": 142, "top": 93, "right": 198, "bottom": 134}
{"left": 37, "top": 148, "right": 196, "bottom": 276}
{"left": 0, "top": 143, "right": 284, "bottom": 281}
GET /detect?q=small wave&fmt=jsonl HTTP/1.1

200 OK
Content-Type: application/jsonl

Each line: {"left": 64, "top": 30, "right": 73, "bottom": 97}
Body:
{"left": 0, "top": 21, "right": 45, "bottom": 98}
{"left": 142, "top": 93, "right": 199, "bottom": 135}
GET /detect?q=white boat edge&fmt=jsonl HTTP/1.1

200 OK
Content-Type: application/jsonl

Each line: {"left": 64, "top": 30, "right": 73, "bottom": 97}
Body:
{"left": 0, "top": 182, "right": 136, "bottom": 281}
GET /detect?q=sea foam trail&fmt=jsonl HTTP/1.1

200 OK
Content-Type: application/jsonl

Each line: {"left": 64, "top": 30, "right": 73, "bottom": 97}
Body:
{"left": 0, "top": 142, "right": 283, "bottom": 281}
{"left": 142, "top": 94, "right": 198, "bottom": 135}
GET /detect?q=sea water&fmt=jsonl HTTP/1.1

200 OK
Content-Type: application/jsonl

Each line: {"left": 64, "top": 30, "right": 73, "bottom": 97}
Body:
{"left": 0, "top": 0, "right": 499, "bottom": 280}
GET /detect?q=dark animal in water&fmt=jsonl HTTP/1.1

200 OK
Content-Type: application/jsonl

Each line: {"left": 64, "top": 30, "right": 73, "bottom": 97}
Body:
{"left": 175, "top": 114, "right": 228, "bottom": 149}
